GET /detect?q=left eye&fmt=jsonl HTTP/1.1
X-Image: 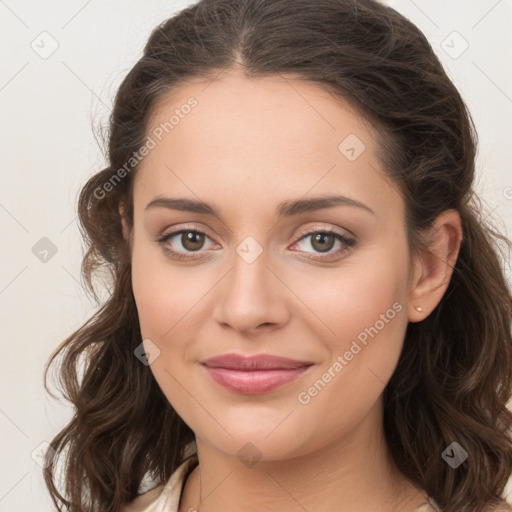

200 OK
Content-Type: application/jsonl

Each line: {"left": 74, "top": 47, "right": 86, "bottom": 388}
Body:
{"left": 293, "top": 230, "right": 354, "bottom": 255}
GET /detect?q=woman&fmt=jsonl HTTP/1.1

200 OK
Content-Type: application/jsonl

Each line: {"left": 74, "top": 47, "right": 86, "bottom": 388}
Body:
{"left": 43, "top": 0, "right": 512, "bottom": 511}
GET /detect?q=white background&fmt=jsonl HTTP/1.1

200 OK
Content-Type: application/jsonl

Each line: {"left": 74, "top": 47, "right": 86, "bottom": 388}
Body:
{"left": 0, "top": 0, "right": 511, "bottom": 510}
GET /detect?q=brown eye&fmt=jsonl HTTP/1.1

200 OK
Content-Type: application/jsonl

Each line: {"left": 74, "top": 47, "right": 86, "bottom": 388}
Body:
{"left": 156, "top": 228, "right": 216, "bottom": 260}
{"left": 292, "top": 229, "right": 356, "bottom": 261}
{"left": 310, "top": 232, "right": 336, "bottom": 253}
{"left": 180, "top": 231, "right": 205, "bottom": 251}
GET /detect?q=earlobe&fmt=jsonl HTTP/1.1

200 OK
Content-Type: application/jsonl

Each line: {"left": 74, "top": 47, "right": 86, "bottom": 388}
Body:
{"left": 407, "top": 209, "right": 463, "bottom": 322}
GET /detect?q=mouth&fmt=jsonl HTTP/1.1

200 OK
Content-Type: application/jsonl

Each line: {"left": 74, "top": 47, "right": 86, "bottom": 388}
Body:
{"left": 201, "top": 353, "right": 314, "bottom": 394}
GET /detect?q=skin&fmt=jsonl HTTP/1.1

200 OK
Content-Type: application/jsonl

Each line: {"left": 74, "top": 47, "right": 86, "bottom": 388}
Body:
{"left": 120, "top": 69, "right": 463, "bottom": 512}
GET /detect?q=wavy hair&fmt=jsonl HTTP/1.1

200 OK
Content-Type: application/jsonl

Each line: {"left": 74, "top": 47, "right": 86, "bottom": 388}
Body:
{"left": 43, "top": 0, "right": 512, "bottom": 510}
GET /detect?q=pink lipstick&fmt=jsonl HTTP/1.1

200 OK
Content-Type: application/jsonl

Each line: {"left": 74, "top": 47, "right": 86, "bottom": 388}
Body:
{"left": 201, "top": 353, "right": 313, "bottom": 394}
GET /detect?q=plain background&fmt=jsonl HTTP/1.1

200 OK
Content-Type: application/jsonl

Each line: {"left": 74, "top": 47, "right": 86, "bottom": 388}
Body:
{"left": 0, "top": 0, "right": 511, "bottom": 510}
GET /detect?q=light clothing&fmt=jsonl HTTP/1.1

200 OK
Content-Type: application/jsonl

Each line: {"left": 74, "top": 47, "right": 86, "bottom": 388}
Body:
{"left": 127, "top": 455, "right": 442, "bottom": 512}
{"left": 125, "top": 455, "right": 198, "bottom": 512}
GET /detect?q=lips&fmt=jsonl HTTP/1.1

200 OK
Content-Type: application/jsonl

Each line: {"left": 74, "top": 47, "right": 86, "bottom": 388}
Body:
{"left": 201, "top": 353, "right": 314, "bottom": 394}
{"left": 202, "top": 353, "right": 313, "bottom": 370}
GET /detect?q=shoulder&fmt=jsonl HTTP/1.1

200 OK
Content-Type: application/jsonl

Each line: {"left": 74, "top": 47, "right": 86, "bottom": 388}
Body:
{"left": 122, "top": 453, "right": 199, "bottom": 512}
{"left": 123, "top": 483, "right": 166, "bottom": 512}
{"left": 414, "top": 504, "right": 438, "bottom": 512}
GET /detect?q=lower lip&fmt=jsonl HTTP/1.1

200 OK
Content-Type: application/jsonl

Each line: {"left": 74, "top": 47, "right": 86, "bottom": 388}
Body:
{"left": 202, "top": 365, "right": 312, "bottom": 394}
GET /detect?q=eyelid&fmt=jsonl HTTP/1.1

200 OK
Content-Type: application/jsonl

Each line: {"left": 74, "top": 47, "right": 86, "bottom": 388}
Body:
{"left": 289, "top": 225, "right": 355, "bottom": 260}
{"left": 157, "top": 223, "right": 219, "bottom": 249}
{"left": 160, "top": 223, "right": 217, "bottom": 241}
{"left": 293, "top": 223, "right": 354, "bottom": 240}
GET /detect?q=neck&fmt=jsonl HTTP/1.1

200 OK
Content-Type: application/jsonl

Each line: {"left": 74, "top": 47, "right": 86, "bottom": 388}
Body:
{"left": 179, "top": 401, "right": 428, "bottom": 512}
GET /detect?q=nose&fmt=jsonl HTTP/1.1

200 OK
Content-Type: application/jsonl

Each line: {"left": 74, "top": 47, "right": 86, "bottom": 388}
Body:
{"left": 212, "top": 245, "right": 290, "bottom": 334}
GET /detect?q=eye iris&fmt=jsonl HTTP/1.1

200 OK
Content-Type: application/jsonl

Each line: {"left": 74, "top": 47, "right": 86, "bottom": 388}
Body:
{"left": 311, "top": 233, "right": 335, "bottom": 253}
{"left": 182, "top": 231, "right": 204, "bottom": 251}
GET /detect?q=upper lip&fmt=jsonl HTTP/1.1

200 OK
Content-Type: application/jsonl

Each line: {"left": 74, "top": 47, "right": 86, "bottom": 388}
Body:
{"left": 201, "top": 353, "right": 313, "bottom": 370}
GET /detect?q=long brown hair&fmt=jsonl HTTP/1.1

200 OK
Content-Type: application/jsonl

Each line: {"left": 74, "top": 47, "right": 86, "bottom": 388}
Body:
{"left": 43, "top": 0, "right": 512, "bottom": 510}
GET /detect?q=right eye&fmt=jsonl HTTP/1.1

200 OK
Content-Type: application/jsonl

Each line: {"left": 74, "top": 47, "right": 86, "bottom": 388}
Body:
{"left": 156, "top": 228, "right": 218, "bottom": 260}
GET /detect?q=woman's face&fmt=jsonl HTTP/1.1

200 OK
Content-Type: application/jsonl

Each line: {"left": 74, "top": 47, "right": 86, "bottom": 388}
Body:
{"left": 125, "top": 70, "right": 419, "bottom": 461}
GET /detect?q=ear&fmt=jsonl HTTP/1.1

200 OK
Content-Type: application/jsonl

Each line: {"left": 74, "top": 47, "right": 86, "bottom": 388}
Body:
{"left": 407, "top": 209, "right": 463, "bottom": 322}
{"left": 118, "top": 201, "right": 131, "bottom": 241}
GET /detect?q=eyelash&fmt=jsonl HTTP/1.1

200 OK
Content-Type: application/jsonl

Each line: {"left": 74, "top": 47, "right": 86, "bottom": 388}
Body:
{"left": 155, "top": 226, "right": 356, "bottom": 262}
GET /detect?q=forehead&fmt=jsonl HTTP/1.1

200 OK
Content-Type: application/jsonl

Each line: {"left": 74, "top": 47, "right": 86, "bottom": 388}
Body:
{"left": 145, "top": 70, "right": 375, "bottom": 159}
{"left": 134, "top": 70, "right": 402, "bottom": 222}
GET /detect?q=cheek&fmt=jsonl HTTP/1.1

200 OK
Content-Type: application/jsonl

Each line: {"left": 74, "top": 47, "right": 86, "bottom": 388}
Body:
{"left": 130, "top": 249, "right": 198, "bottom": 416}
{"left": 130, "top": 243, "right": 217, "bottom": 391}
{"left": 328, "top": 270, "right": 405, "bottom": 350}
{"left": 291, "top": 282, "right": 408, "bottom": 447}
{"left": 130, "top": 241, "right": 196, "bottom": 341}
{"left": 131, "top": 259, "right": 170, "bottom": 340}
{"left": 295, "top": 249, "right": 408, "bottom": 350}
{"left": 293, "top": 247, "right": 410, "bottom": 400}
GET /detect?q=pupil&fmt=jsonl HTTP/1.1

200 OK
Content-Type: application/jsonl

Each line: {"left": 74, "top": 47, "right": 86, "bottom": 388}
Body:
{"left": 183, "top": 231, "right": 204, "bottom": 251}
{"left": 312, "top": 233, "right": 334, "bottom": 253}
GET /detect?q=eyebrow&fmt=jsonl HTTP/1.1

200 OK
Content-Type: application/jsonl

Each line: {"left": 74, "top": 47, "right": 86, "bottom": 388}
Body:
{"left": 144, "top": 194, "right": 375, "bottom": 220}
